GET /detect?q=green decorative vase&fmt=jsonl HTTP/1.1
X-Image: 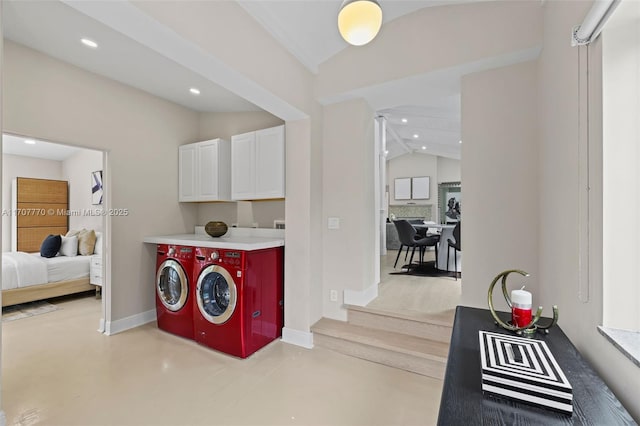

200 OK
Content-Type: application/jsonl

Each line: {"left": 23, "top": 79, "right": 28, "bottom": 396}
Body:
{"left": 205, "top": 221, "right": 228, "bottom": 237}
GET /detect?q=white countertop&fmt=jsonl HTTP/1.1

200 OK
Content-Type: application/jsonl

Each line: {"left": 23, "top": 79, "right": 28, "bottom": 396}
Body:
{"left": 143, "top": 228, "right": 284, "bottom": 251}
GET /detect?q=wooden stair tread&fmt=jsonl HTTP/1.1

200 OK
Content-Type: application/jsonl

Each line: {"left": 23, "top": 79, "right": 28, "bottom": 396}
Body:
{"left": 312, "top": 318, "right": 449, "bottom": 361}
{"left": 345, "top": 304, "right": 455, "bottom": 327}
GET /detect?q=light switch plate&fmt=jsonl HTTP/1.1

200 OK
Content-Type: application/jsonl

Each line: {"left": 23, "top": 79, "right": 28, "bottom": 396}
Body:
{"left": 328, "top": 217, "right": 340, "bottom": 229}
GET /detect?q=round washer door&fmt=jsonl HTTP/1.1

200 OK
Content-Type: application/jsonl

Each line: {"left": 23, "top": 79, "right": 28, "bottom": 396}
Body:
{"left": 156, "top": 259, "right": 189, "bottom": 312}
{"left": 196, "top": 265, "right": 237, "bottom": 324}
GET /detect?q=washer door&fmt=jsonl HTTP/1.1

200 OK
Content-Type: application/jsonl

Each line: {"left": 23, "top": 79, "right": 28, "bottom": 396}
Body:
{"left": 156, "top": 259, "right": 189, "bottom": 312}
{"left": 196, "top": 265, "right": 237, "bottom": 324}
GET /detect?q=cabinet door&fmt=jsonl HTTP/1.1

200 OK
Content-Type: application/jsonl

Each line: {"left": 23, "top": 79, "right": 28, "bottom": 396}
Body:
{"left": 179, "top": 144, "right": 197, "bottom": 202}
{"left": 197, "top": 140, "right": 219, "bottom": 201}
{"left": 255, "top": 125, "right": 285, "bottom": 199}
{"left": 231, "top": 132, "right": 256, "bottom": 200}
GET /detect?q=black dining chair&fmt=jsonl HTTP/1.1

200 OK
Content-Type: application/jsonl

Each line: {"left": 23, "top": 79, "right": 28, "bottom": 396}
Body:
{"left": 393, "top": 220, "right": 440, "bottom": 269}
{"left": 447, "top": 221, "right": 461, "bottom": 280}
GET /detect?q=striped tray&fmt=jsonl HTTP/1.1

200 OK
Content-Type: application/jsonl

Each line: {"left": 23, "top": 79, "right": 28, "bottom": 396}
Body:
{"left": 479, "top": 331, "right": 573, "bottom": 415}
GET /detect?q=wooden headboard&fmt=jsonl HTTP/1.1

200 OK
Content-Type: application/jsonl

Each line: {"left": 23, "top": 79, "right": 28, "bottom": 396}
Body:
{"left": 12, "top": 177, "right": 69, "bottom": 253}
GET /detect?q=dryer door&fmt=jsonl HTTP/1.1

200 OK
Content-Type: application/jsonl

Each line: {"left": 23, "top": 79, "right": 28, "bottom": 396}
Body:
{"left": 196, "top": 265, "right": 237, "bottom": 324}
{"left": 156, "top": 259, "right": 189, "bottom": 312}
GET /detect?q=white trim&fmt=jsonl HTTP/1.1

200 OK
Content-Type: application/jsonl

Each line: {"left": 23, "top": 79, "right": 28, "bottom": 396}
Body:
{"left": 281, "top": 327, "right": 314, "bottom": 349}
{"left": 97, "top": 317, "right": 105, "bottom": 333}
{"left": 344, "top": 282, "right": 379, "bottom": 306}
{"left": 0, "top": 410, "right": 6, "bottom": 426}
{"left": 104, "top": 309, "right": 155, "bottom": 336}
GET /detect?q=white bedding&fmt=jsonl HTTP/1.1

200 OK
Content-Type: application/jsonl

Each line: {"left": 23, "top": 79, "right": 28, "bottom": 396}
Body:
{"left": 35, "top": 253, "right": 91, "bottom": 282}
{"left": 2, "top": 252, "right": 91, "bottom": 291}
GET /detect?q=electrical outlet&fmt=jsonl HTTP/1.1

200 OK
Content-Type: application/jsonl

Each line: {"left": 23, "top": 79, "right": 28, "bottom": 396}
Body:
{"left": 330, "top": 290, "right": 338, "bottom": 302}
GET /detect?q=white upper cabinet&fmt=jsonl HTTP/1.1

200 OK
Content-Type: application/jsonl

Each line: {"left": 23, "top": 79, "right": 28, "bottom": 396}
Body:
{"left": 179, "top": 138, "right": 231, "bottom": 202}
{"left": 230, "top": 131, "right": 256, "bottom": 201}
{"left": 231, "top": 125, "right": 285, "bottom": 200}
{"left": 179, "top": 144, "right": 197, "bottom": 202}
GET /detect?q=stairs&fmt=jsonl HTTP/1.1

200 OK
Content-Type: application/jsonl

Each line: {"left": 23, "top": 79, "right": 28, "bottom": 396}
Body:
{"left": 311, "top": 305, "right": 453, "bottom": 380}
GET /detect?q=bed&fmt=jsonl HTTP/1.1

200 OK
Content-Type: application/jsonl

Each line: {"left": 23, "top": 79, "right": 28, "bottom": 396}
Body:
{"left": 2, "top": 252, "right": 94, "bottom": 307}
{"left": 2, "top": 177, "right": 98, "bottom": 307}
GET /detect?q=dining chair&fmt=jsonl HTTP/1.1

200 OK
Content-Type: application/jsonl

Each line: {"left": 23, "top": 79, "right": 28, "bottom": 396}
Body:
{"left": 447, "top": 221, "right": 461, "bottom": 280}
{"left": 393, "top": 220, "right": 440, "bottom": 269}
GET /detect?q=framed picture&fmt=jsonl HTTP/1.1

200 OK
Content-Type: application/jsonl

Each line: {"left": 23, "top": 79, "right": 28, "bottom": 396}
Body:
{"left": 411, "top": 176, "right": 430, "bottom": 199}
{"left": 92, "top": 170, "right": 103, "bottom": 205}
{"left": 394, "top": 178, "right": 411, "bottom": 200}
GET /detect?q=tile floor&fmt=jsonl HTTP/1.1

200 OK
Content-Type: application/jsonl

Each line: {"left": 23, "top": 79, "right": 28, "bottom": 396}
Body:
{"left": 1, "top": 263, "right": 448, "bottom": 426}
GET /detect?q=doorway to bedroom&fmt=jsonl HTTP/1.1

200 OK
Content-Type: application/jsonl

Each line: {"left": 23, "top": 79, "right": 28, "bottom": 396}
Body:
{"left": 1, "top": 133, "right": 107, "bottom": 331}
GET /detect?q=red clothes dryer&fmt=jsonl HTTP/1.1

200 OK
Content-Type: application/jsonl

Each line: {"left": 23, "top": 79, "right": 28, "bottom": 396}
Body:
{"left": 155, "top": 244, "right": 195, "bottom": 340}
{"left": 193, "top": 246, "right": 284, "bottom": 358}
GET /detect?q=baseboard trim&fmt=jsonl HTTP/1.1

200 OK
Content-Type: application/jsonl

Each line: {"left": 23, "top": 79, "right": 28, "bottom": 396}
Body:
{"left": 105, "top": 309, "right": 155, "bottom": 335}
{"left": 281, "top": 327, "right": 314, "bottom": 349}
{"left": 344, "top": 282, "right": 378, "bottom": 307}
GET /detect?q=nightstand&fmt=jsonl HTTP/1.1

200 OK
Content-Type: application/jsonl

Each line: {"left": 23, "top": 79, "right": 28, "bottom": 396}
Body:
{"left": 90, "top": 255, "right": 103, "bottom": 298}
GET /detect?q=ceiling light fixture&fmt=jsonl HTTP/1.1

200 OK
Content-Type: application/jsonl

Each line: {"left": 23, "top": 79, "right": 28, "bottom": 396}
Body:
{"left": 413, "top": 134, "right": 419, "bottom": 139}
{"left": 189, "top": 88, "right": 201, "bottom": 95}
{"left": 338, "top": 0, "right": 383, "bottom": 46}
{"left": 80, "top": 38, "right": 98, "bottom": 49}
{"left": 459, "top": 140, "right": 463, "bottom": 144}
{"left": 401, "top": 118, "right": 408, "bottom": 123}
{"left": 24, "top": 139, "right": 36, "bottom": 145}
{"left": 422, "top": 146, "right": 426, "bottom": 150}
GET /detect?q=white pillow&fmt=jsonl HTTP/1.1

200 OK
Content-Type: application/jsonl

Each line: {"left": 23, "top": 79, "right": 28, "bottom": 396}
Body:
{"left": 59, "top": 235, "right": 78, "bottom": 256}
{"left": 94, "top": 232, "right": 103, "bottom": 255}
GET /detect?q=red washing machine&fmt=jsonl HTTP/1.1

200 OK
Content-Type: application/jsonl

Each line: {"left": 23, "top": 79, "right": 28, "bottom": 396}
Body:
{"left": 193, "top": 246, "right": 284, "bottom": 358}
{"left": 155, "top": 244, "right": 195, "bottom": 340}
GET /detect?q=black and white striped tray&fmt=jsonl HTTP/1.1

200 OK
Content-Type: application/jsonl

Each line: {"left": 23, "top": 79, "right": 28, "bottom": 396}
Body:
{"left": 479, "top": 331, "right": 573, "bottom": 415}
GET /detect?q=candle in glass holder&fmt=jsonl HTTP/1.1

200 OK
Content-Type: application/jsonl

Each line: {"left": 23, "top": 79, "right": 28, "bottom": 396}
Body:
{"left": 511, "top": 287, "right": 532, "bottom": 328}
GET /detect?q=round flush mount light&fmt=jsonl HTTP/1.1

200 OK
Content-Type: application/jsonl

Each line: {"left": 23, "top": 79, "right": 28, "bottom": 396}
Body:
{"left": 189, "top": 88, "right": 201, "bottom": 95}
{"left": 24, "top": 139, "right": 36, "bottom": 145}
{"left": 338, "top": 0, "right": 383, "bottom": 46}
{"left": 80, "top": 38, "right": 98, "bottom": 49}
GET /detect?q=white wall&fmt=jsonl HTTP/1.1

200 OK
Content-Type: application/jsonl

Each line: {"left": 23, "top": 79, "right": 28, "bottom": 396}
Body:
{"left": 537, "top": 1, "right": 640, "bottom": 420}
{"left": 461, "top": 60, "right": 539, "bottom": 312}
{"left": 437, "top": 157, "right": 461, "bottom": 183}
{"left": 1, "top": 154, "right": 62, "bottom": 251}
{"left": 3, "top": 41, "right": 200, "bottom": 323}
{"left": 62, "top": 149, "right": 104, "bottom": 233}
{"left": 387, "top": 153, "right": 438, "bottom": 207}
{"left": 317, "top": 1, "right": 542, "bottom": 102}
{"left": 322, "top": 99, "right": 376, "bottom": 320}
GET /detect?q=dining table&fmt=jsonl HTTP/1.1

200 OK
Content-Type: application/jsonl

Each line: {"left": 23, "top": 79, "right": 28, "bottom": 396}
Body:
{"left": 414, "top": 222, "right": 461, "bottom": 272}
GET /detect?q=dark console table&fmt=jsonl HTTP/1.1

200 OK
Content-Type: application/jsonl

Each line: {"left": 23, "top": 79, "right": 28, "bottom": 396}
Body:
{"left": 437, "top": 306, "right": 636, "bottom": 425}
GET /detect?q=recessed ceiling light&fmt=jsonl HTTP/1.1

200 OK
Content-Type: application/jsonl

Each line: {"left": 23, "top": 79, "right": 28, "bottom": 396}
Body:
{"left": 189, "top": 88, "right": 201, "bottom": 95}
{"left": 24, "top": 139, "right": 36, "bottom": 145}
{"left": 413, "top": 134, "right": 419, "bottom": 139}
{"left": 401, "top": 118, "right": 408, "bottom": 123}
{"left": 384, "top": 150, "right": 389, "bottom": 155}
{"left": 422, "top": 146, "right": 426, "bottom": 150}
{"left": 80, "top": 38, "right": 98, "bottom": 49}
{"left": 459, "top": 140, "right": 463, "bottom": 144}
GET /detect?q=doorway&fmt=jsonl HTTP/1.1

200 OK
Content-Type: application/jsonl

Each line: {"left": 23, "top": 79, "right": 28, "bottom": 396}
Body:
{"left": 1, "top": 133, "right": 108, "bottom": 330}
